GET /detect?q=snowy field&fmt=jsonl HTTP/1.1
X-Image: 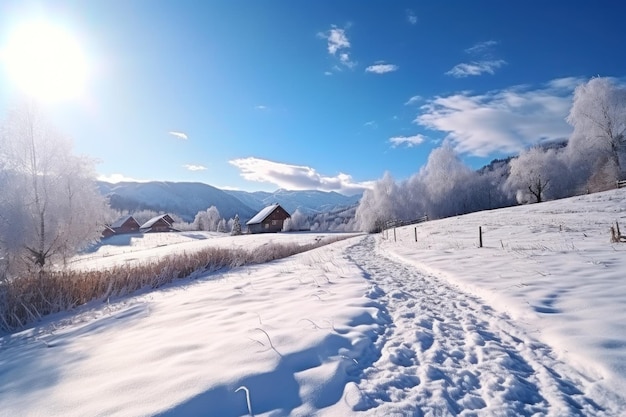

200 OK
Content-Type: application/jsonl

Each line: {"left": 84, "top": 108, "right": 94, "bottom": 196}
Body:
{"left": 68, "top": 231, "right": 360, "bottom": 271}
{"left": 1, "top": 190, "right": 626, "bottom": 416}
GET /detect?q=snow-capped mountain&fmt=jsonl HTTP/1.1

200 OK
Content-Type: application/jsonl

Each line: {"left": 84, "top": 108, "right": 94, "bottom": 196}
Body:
{"left": 97, "top": 181, "right": 257, "bottom": 222}
{"left": 224, "top": 188, "right": 362, "bottom": 214}
{"left": 97, "top": 182, "right": 362, "bottom": 222}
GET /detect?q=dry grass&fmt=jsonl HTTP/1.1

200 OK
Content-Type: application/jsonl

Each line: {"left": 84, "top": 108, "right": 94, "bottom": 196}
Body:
{"left": 0, "top": 236, "right": 350, "bottom": 332}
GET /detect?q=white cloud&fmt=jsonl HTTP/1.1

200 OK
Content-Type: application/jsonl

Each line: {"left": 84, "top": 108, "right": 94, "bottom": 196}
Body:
{"left": 364, "top": 120, "right": 377, "bottom": 128}
{"left": 547, "top": 77, "right": 586, "bottom": 90}
{"left": 445, "top": 60, "right": 506, "bottom": 78}
{"left": 325, "top": 27, "right": 350, "bottom": 55}
{"left": 168, "top": 131, "right": 188, "bottom": 140}
{"left": 339, "top": 52, "right": 356, "bottom": 69}
{"left": 447, "top": 40, "right": 505, "bottom": 78}
{"left": 255, "top": 105, "right": 268, "bottom": 110}
{"left": 406, "top": 9, "right": 418, "bottom": 25}
{"left": 404, "top": 95, "right": 422, "bottom": 105}
{"left": 465, "top": 40, "right": 498, "bottom": 55}
{"left": 229, "top": 157, "right": 373, "bottom": 195}
{"left": 318, "top": 25, "right": 356, "bottom": 70}
{"left": 183, "top": 164, "right": 207, "bottom": 171}
{"left": 365, "top": 62, "right": 399, "bottom": 74}
{"left": 389, "top": 134, "right": 427, "bottom": 148}
{"left": 97, "top": 173, "right": 148, "bottom": 183}
{"left": 415, "top": 79, "right": 577, "bottom": 157}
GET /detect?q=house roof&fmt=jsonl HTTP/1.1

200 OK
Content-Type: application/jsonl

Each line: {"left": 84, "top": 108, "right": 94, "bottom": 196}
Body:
{"left": 246, "top": 204, "right": 284, "bottom": 225}
{"left": 140, "top": 214, "right": 173, "bottom": 229}
{"left": 110, "top": 215, "right": 137, "bottom": 229}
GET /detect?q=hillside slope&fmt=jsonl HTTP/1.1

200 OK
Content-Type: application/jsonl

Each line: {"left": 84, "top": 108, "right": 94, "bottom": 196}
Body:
{"left": 98, "top": 181, "right": 257, "bottom": 221}
{"left": 225, "top": 188, "right": 361, "bottom": 214}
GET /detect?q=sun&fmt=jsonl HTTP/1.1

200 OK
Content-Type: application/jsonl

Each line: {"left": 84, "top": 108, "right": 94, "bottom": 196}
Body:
{"left": 0, "top": 20, "right": 89, "bottom": 102}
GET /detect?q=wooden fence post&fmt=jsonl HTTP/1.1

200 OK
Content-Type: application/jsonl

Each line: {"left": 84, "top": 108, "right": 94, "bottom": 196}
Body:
{"left": 414, "top": 227, "right": 417, "bottom": 242}
{"left": 479, "top": 226, "right": 483, "bottom": 248}
{"left": 393, "top": 228, "right": 396, "bottom": 242}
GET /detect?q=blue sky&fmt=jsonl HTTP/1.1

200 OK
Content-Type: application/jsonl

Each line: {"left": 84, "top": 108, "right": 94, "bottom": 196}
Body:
{"left": 1, "top": 1, "right": 625, "bottom": 195}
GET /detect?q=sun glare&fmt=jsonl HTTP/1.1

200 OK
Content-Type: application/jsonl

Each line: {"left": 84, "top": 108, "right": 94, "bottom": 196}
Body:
{"left": 1, "top": 20, "right": 89, "bottom": 102}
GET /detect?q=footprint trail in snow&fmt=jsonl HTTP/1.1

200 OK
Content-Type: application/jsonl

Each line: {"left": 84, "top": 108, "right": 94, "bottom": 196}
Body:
{"left": 343, "top": 236, "right": 624, "bottom": 416}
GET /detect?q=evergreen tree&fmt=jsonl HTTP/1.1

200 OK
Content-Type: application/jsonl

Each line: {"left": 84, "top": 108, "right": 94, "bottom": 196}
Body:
{"left": 231, "top": 214, "right": 242, "bottom": 236}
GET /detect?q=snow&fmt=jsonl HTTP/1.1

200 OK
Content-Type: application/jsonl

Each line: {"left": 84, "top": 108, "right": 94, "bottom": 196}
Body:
{"left": 2, "top": 190, "right": 626, "bottom": 416}
{"left": 246, "top": 204, "right": 280, "bottom": 225}
{"left": 109, "top": 215, "right": 136, "bottom": 229}
{"left": 139, "top": 214, "right": 172, "bottom": 229}
{"left": 69, "top": 231, "right": 358, "bottom": 271}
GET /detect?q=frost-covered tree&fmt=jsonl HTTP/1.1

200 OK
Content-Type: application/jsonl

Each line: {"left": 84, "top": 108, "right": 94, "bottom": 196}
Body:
{"left": 354, "top": 145, "right": 515, "bottom": 232}
{"left": 217, "top": 218, "right": 227, "bottom": 233}
{"left": 193, "top": 206, "right": 221, "bottom": 231}
{"left": 355, "top": 172, "right": 403, "bottom": 232}
{"left": 205, "top": 206, "right": 221, "bottom": 231}
{"left": 0, "top": 103, "right": 108, "bottom": 273}
{"left": 506, "top": 148, "right": 551, "bottom": 203}
{"left": 505, "top": 147, "right": 573, "bottom": 204}
{"left": 193, "top": 211, "right": 207, "bottom": 231}
{"left": 566, "top": 77, "right": 626, "bottom": 187}
{"left": 471, "top": 160, "right": 514, "bottom": 211}
{"left": 231, "top": 214, "right": 242, "bottom": 236}
{"left": 419, "top": 146, "right": 475, "bottom": 218}
{"left": 282, "top": 209, "right": 309, "bottom": 232}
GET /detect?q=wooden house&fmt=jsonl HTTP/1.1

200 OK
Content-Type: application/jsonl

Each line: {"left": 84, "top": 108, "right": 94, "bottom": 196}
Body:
{"left": 110, "top": 215, "right": 140, "bottom": 234}
{"left": 101, "top": 225, "right": 116, "bottom": 239}
{"left": 101, "top": 215, "right": 140, "bottom": 238}
{"left": 246, "top": 204, "right": 290, "bottom": 234}
{"left": 140, "top": 214, "right": 178, "bottom": 233}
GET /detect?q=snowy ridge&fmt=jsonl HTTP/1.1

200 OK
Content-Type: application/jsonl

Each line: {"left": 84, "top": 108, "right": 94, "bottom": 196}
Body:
{"left": 225, "top": 188, "right": 361, "bottom": 215}
{"left": 98, "top": 181, "right": 257, "bottom": 222}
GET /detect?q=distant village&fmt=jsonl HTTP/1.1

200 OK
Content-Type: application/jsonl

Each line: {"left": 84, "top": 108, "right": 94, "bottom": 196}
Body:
{"left": 102, "top": 204, "right": 292, "bottom": 238}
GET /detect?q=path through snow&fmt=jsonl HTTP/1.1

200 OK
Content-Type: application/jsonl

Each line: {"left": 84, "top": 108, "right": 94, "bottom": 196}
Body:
{"left": 344, "top": 236, "right": 624, "bottom": 416}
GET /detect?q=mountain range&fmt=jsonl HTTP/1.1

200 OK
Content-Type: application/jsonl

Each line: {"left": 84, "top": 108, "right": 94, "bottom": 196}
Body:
{"left": 97, "top": 181, "right": 362, "bottom": 222}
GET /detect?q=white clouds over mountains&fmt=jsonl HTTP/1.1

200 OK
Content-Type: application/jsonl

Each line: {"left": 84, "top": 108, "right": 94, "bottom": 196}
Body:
{"left": 415, "top": 78, "right": 579, "bottom": 157}
{"left": 229, "top": 157, "right": 372, "bottom": 195}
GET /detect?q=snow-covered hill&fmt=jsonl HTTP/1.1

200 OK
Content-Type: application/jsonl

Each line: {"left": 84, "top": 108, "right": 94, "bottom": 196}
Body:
{"left": 98, "top": 181, "right": 362, "bottom": 222}
{"left": 2, "top": 189, "right": 626, "bottom": 416}
{"left": 225, "top": 188, "right": 361, "bottom": 214}
{"left": 97, "top": 181, "right": 257, "bottom": 222}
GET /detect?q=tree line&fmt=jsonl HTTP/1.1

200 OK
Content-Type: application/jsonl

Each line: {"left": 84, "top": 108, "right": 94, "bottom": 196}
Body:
{"left": 355, "top": 77, "right": 626, "bottom": 232}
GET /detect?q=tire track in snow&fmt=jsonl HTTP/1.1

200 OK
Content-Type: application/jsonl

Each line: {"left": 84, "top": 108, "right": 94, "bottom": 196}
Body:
{"left": 344, "top": 236, "right": 622, "bottom": 416}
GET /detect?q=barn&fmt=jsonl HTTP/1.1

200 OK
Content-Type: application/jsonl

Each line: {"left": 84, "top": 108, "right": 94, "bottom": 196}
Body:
{"left": 246, "top": 204, "right": 291, "bottom": 234}
{"left": 102, "top": 215, "right": 140, "bottom": 238}
{"left": 110, "top": 215, "right": 140, "bottom": 234}
{"left": 140, "top": 214, "right": 177, "bottom": 233}
{"left": 101, "top": 225, "right": 116, "bottom": 239}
